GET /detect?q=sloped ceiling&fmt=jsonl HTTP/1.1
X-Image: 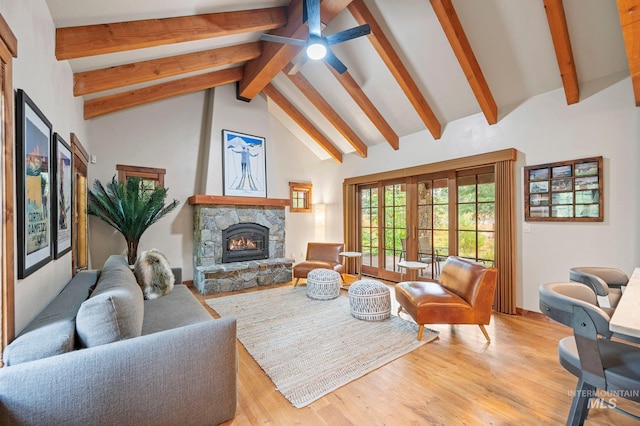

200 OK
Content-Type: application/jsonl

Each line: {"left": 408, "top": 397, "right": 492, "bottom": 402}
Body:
{"left": 46, "top": 0, "right": 635, "bottom": 162}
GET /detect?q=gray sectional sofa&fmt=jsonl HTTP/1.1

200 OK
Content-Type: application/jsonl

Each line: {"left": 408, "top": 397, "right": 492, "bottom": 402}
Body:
{"left": 0, "top": 255, "right": 237, "bottom": 425}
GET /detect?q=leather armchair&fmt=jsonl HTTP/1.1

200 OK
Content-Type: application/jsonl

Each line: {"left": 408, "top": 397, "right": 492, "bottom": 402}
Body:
{"left": 293, "top": 242, "right": 345, "bottom": 286}
{"left": 395, "top": 256, "right": 497, "bottom": 341}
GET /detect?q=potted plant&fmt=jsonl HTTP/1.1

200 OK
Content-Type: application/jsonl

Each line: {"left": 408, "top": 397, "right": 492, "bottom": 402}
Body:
{"left": 87, "top": 175, "right": 179, "bottom": 265}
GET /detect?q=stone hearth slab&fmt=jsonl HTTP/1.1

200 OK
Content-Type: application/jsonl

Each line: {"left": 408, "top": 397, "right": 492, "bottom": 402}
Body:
{"left": 195, "top": 258, "right": 294, "bottom": 295}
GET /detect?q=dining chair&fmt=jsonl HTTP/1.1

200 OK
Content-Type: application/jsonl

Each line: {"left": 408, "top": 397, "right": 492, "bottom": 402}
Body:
{"left": 539, "top": 282, "right": 640, "bottom": 425}
{"left": 569, "top": 267, "right": 628, "bottom": 313}
{"left": 418, "top": 235, "right": 440, "bottom": 277}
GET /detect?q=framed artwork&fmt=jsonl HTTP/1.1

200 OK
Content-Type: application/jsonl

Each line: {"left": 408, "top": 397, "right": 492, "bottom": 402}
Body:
{"left": 529, "top": 181, "right": 549, "bottom": 193}
{"left": 528, "top": 168, "right": 549, "bottom": 181}
{"left": 551, "top": 178, "right": 572, "bottom": 192}
{"left": 15, "top": 89, "right": 53, "bottom": 278}
{"left": 52, "top": 133, "right": 72, "bottom": 258}
{"left": 222, "top": 129, "right": 266, "bottom": 198}
{"left": 552, "top": 165, "right": 572, "bottom": 178}
{"left": 524, "top": 156, "right": 603, "bottom": 222}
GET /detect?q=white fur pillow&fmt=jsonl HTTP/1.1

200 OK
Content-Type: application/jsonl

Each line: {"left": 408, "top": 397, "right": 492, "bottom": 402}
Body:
{"left": 134, "top": 249, "right": 175, "bottom": 299}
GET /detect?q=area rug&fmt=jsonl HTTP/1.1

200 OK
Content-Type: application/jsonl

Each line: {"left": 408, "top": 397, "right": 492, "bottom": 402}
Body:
{"left": 206, "top": 286, "right": 438, "bottom": 408}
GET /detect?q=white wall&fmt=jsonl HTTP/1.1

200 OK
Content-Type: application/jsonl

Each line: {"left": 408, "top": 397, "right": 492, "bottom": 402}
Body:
{"left": 268, "top": 113, "right": 343, "bottom": 263}
{"left": 203, "top": 84, "right": 276, "bottom": 196}
{"left": 279, "top": 71, "right": 639, "bottom": 312}
{"left": 87, "top": 91, "right": 208, "bottom": 278}
{"left": 87, "top": 84, "right": 296, "bottom": 279}
{"left": 0, "top": 0, "right": 88, "bottom": 332}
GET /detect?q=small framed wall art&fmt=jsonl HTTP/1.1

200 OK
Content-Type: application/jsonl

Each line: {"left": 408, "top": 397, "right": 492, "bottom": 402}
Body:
{"left": 15, "top": 89, "right": 53, "bottom": 278}
{"left": 52, "top": 132, "right": 73, "bottom": 258}
{"left": 524, "top": 156, "right": 603, "bottom": 222}
{"left": 222, "top": 129, "right": 266, "bottom": 198}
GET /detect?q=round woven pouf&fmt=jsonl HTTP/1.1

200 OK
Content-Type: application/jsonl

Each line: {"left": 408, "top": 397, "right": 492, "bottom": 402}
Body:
{"left": 306, "top": 268, "right": 341, "bottom": 300}
{"left": 348, "top": 280, "right": 391, "bottom": 321}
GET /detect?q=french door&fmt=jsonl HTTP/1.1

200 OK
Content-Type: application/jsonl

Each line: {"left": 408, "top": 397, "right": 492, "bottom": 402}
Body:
{"left": 456, "top": 167, "right": 496, "bottom": 265}
{"left": 415, "top": 173, "right": 452, "bottom": 279}
{"left": 357, "top": 167, "right": 495, "bottom": 281}
{"left": 360, "top": 180, "right": 407, "bottom": 281}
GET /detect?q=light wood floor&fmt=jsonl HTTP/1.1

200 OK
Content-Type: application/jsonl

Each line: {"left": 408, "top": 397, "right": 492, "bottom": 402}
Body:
{"left": 190, "top": 281, "right": 640, "bottom": 425}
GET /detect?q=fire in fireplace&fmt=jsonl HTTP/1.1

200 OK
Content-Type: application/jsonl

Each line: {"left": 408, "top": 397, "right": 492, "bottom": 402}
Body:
{"left": 221, "top": 223, "right": 269, "bottom": 263}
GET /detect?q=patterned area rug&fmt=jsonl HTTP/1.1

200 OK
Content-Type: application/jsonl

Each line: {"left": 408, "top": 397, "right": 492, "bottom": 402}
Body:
{"left": 206, "top": 286, "right": 438, "bottom": 408}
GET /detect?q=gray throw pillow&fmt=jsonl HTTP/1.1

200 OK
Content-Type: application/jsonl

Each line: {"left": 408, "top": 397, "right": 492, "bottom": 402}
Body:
{"left": 76, "top": 255, "right": 144, "bottom": 348}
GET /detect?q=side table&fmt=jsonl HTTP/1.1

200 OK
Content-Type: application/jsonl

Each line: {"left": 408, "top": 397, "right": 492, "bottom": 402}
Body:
{"left": 339, "top": 251, "right": 362, "bottom": 286}
{"left": 398, "top": 260, "right": 428, "bottom": 281}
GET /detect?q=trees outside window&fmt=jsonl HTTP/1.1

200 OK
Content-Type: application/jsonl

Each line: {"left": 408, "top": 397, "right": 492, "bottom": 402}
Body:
{"left": 355, "top": 167, "right": 495, "bottom": 281}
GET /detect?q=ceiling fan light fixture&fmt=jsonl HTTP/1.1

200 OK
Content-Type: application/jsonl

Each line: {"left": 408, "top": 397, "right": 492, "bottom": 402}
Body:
{"left": 306, "top": 41, "right": 327, "bottom": 60}
{"left": 263, "top": 0, "right": 369, "bottom": 73}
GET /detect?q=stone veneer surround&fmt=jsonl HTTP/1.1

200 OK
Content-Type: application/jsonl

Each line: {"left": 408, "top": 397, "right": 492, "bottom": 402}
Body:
{"left": 193, "top": 203, "right": 293, "bottom": 295}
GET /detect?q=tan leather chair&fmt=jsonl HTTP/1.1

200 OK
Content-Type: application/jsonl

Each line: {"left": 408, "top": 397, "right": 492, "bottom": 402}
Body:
{"left": 395, "top": 256, "right": 497, "bottom": 341}
{"left": 293, "top": 242, "right": 345, "bottom": 286}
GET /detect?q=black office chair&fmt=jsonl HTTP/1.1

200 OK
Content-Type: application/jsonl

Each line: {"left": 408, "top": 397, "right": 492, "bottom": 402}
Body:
{"left": 569, "top": 267, "right": 628, "bottom": 313}
{"left": 539, "top": 282, "right": 640, "bottom": 425}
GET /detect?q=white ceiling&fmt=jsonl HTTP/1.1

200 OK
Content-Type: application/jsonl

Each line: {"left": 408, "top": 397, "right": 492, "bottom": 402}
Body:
{"left": 45, "top": 0, "right": 630, "bottom": 160}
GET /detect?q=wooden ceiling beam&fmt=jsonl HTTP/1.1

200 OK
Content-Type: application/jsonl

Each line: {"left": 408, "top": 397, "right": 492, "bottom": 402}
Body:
{"left": 238, "top": 0, "right": 353, "bottom": 100}
{"left": 543, "top": 0, "right": 579, "bottom": 105}
{"left": 74, "top": 42, "right": 262, "bottom": 96}
{"left": 84, "top": 67, "right": 243, "bottom": 119}
{"left": 263, "top": 83, "right": 343, "bottom": 163}
{"left": 56, "top": 7, "right": 286, "bottom": 60}
{"left": 430, "top": 0, "right": 498, "bottom": 123}
{"left": 326, "top": 64, "right": 399, "bottom": 150}
{"left": 284, "top": 63, "right": 367, "bottom": 157}
{"left": 617, "top": 0, "right": 640, "bottom": 106}
{"left": 348, "top": 0, "right": 442, "bottom": 139}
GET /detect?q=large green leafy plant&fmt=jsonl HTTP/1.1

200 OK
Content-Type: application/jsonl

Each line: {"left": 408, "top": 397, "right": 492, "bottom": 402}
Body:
{"left": 87, "top": 176, "right": 179, "bottom": 265}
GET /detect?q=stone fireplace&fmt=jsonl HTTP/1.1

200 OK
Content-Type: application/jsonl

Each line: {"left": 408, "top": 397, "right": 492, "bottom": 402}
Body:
{"left": 189, "top": 195, "right": 293, "bottom": 295}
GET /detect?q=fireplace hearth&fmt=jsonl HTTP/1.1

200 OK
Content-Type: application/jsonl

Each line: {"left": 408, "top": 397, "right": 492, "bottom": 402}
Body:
{"left": 221, "top": 223, "right": 269, "bottom": 263}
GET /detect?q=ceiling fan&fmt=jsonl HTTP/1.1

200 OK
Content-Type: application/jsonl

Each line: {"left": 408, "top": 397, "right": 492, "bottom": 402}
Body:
{"left": 260, "top": 0, "right": 370, "bottom": 74}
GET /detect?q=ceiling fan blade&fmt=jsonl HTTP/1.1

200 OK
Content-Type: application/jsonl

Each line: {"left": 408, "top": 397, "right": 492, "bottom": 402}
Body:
{"left": 306, "top": 0, "right": 322, "bottom": 38}
{"left": 325, "top": 24, "right": 371, "bottom": 46}
{"left": 287, "top": 53, "right": 309, "bottom": 75}
{"left": 324, "top": 48, "right": 347, "bottom": 74}
{"left": 260, "top": 34, "right": 306, "bottom": 47}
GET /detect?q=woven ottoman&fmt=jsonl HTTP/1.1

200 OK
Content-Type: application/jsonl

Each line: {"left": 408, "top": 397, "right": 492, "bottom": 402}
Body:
{"left": 306, "top": 268, "right": 341, "bottom": 300}
{"left": 348, "top": 280, "right": 391, "bottom": 321}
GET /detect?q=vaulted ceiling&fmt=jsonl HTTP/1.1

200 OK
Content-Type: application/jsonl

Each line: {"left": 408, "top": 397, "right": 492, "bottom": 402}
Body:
{"left": 46, "top": 0, "right": 638, "bottom": 162}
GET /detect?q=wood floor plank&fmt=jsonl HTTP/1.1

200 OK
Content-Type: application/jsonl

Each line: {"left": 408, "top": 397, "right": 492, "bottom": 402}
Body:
{"left": 191, "top": 282, "right": 639, "bottom": 425}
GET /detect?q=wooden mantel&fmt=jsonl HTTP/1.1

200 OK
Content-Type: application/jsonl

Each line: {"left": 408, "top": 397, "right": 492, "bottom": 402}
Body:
{"left": 188, "top": 195, "right": 290, "bottom": 207}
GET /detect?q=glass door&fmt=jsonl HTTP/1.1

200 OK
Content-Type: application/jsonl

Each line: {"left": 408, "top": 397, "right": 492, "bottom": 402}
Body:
{"left": 356, "top": 167, "right": 495, "bottom": 281}
{"left": 359, "top": 184, "right": 378, "bottom": 277}
{"left": 456, "top": 168, "right": 495, "bottom": 265}
{"left": 382, "top": 181, "right": 406, "bottom": 280}
{"left": 416, "top": 176, "right": 450, "bottom": 279}
{"left": 358, "top": 180, "right": 406, "bottom": 281}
